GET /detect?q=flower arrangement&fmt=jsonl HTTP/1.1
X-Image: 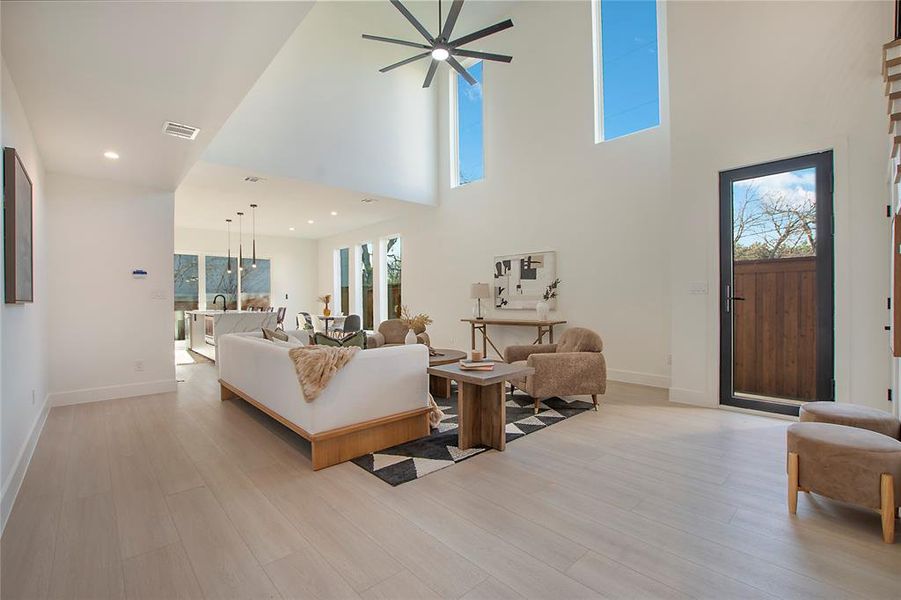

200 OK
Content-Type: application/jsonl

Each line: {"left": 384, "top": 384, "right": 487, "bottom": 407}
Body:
{"left": 318, "top": 293, "right": 332, "bottom": 316}
{"left": 543, "top": 278, "right": 561, "bottom": 301}
{"left": 399, "top": 305, "right": 433, "bottom": 332}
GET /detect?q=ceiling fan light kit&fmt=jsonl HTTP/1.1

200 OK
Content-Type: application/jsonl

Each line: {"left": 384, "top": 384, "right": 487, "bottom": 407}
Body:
{"left": 363, "top": 0, "right": 513, "bottom": 88}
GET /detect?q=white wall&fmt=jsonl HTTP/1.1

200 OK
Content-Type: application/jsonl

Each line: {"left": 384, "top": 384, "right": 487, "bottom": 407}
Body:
{"left": 175, "top": 227, "right": 319, "bottom": 327}
{"left": 46, "top": 173, "right": 176, "bottom": 406}
{"left": 667, "top": 0, "right": 892, "bottom": 411}
{"left": 318, "top": 0, "right": 893, "bottom": 410}
{"left": 318, "top": 0, "right": 673, "bottom": 388}
{"left": 0, "top": 59, "right": 50, "bottom": 529}
{"left": 202, "top": 0, "right": 437, "bottom": 205}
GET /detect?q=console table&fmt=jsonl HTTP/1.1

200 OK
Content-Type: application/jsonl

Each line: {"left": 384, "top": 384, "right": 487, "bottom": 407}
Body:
{"left": 460, "top": 318, "right": 567, "bottom": 359}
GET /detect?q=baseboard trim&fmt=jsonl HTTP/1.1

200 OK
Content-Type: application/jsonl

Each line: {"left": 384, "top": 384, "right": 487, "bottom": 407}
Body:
{"left": 607, "top": 369, "right": 670, "bottom": 389}
{"left": 50, "top": 379, "right": 177, "bottom": 407}
{"left": 668, "top": 387, "right": 716, "bottom": 407}
{"left": 1, "top": 393, "right": 50, "bottom": 534}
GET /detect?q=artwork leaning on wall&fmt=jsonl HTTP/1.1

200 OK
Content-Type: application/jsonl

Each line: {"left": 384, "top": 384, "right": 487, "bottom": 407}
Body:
{"left": 494, "top": 251, "right": 556, "bottom": 310}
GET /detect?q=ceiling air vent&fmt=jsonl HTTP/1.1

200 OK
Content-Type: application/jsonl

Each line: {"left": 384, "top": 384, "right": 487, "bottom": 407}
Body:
{"left": 361, "top": 197, "right": 379, "bottom": 204}
{"left": 161, "top": 121, "right": 200, "bottom": 140}
{"left": 244, "top": 176, "right": 264, "bottom": 183}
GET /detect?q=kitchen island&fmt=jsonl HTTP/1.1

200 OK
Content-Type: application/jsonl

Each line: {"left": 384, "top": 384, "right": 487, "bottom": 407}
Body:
{"left": 184, "top": 310, "right": 277, "bottom": 362}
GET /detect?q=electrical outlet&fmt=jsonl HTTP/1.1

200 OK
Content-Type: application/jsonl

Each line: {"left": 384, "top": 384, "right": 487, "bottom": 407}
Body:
{"left": 134, "top": 360, "right": 145, "bottom": 372}
{"left": 666, "top": 354, "right": 672, "bottom": 366}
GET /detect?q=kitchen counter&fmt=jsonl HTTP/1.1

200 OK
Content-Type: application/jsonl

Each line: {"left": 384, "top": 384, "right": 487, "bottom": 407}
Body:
{"left": 184, "top": 310, "right": 277, "bottom": 362}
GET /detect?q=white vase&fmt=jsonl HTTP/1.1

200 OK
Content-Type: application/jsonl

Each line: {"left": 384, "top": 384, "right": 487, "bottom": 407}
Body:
{"left": 535, "top": 300, "right": 550, "bottom": 321}
{"left": 405, "top": 328, "right": 418, "bottom": 344}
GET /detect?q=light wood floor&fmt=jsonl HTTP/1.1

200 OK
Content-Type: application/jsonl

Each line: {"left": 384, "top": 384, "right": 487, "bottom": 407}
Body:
{"left": 3, "top": 362, "right": 900, "bottom": 600}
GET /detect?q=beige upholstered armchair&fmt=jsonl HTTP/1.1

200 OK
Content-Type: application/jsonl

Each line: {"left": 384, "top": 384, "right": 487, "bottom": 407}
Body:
{"left": 504, "top": 327, "right": 606, "bottom": 414}
{"left": 366, "top": 318, "right": 431, "bottom": 348}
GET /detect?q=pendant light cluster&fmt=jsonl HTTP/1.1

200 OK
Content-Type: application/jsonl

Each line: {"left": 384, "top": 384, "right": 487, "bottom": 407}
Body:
{"left": 224, "top": 205, "right": 260, "bottom": 274}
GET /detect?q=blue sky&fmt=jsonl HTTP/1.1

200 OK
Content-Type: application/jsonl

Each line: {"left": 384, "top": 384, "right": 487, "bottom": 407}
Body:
{"left": 457, "top": 61, "right": 484, "bottom": 184}
{"left": 732, "top": 168, "right": 817, "bottom": 247}
{"left": 600, "top": 0, "right": 659, "bottom": 139}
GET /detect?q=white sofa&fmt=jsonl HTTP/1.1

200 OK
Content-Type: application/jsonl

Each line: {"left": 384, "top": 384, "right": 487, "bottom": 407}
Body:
{"left": 217, "top": 331, "right": 431, "bottom": 469}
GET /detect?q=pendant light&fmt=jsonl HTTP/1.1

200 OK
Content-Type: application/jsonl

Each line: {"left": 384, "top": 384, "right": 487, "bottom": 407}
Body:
{"left": 250, "top": 203, "right": 258, "bottom": 268}
{"left": 237, "top": 211, "right": 244, "bottom": 271}
{"left": 226, "top": 218, "right": 233, "bottom": 273}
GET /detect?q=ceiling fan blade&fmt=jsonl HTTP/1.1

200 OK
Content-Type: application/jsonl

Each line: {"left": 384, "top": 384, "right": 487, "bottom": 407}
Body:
{"left": 447, "top": 56, "right": 477, "bottom": 85}
{"left": 440, "top": 0, "right": 465, "bottom": 41}
{"left": 380, "top": 51, "right": 431, "bottom": 73}
{"left": 449, "top": 19, "right": 513, "bottom": 48}
{"left": 422, "top": 59, "right": 439, "bottom": 88}
{"left": 390, "top": 0, "right": 434, "bottom": 43}
{"left": 362, "top": 34, "right": 430, "bottom": 50}
{"left": 452, "top": 49, "right": 513, "bottom": 63}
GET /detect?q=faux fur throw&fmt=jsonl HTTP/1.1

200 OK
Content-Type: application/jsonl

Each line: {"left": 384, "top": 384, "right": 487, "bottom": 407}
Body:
{"left": 288, "top": 345, "right": 359, "bottom": 402}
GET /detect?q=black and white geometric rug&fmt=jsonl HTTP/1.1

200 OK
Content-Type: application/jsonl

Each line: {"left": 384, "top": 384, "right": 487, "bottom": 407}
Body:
{"left": 351, "top": 390, "right": 594, "bottom": 486}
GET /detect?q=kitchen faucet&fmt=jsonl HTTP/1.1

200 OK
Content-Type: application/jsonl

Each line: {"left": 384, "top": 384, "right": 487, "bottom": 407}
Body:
{"left": 213, "top": 294, "right": 227, "bottom": 312}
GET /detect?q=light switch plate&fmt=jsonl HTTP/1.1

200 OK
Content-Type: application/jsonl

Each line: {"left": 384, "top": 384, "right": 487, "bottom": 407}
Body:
{"left": 689, "top": 282, "right": 708, "bottom": 295}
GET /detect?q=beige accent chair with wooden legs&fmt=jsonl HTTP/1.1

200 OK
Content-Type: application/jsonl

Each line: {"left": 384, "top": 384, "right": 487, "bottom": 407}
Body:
{"left": 787, "top": 421, "right": 901, "bottom": 543}
{"left": 504, "top": 327, "right": 606, "bottom": 414}
{"left": 366, "top": 319, "right": 431, "bottom": 348}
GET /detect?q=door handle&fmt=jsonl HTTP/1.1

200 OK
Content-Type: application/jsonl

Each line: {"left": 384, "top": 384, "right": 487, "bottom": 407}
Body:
{"left": 731, "top": 296, "right": 746, "bottom": 301}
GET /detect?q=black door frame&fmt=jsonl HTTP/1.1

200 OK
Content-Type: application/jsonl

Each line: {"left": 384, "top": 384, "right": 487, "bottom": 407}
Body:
{"left": 718, "top": 151, "right": 834, "bottom": 416}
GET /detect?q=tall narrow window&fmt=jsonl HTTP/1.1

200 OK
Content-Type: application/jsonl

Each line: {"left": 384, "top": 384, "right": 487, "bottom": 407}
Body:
{"left": 240, "top": 258, "right": 271, "bottom": 309}
{"left": 338, "top": 247, "right": 350, "bottom": 316}
{"left": 453, "top": 61, "right": 484, "bottom": 186}
{"left": 593, "top": 0, "right": 660, "bottom": 142}
{"left": 360, "top": 242, "right": 374, "bottom": 329}
{"left": 173, "top": 254, "right": 198, "bottom": 340}
{"left": 386, "top": 237, "right": 402, "bottom": 319}
{"left": 205, "top": 256, "right": 237, "bottom": 310}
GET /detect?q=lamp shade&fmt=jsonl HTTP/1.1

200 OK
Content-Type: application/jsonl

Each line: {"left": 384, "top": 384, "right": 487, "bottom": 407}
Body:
{"left": 470, "top": 283, "right": 490, "bottom": 299}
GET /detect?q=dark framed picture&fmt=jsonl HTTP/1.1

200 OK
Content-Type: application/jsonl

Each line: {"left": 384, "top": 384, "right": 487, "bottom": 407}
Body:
{"left": 4, "top": 147, "right": 34, "bottom": 303}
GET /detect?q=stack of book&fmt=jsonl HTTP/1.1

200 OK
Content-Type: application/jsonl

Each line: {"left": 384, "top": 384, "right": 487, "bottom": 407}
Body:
{"left": 459, "top": 359, "right": 495, "bottom": 371}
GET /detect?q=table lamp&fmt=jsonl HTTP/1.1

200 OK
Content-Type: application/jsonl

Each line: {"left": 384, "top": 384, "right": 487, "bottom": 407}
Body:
{"left": 470, "top": 283, "right": 490, "bottom": 320}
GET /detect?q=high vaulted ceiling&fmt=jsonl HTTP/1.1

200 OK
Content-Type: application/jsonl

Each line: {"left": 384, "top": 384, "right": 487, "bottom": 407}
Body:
{"left": 1, "top": 0, "right": 314, "bottom": 190}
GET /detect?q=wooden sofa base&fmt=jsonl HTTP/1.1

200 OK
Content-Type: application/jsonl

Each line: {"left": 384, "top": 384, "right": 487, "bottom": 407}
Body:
{"left": 220, "top": 380, "right": 431, "bottom": 470}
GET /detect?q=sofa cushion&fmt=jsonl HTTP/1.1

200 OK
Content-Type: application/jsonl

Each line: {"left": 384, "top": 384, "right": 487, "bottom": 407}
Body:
{"left": 313, "top": 330, "right": 366, "bottom": 349}
{"left": 262, "top": 327, "right": 289, "bottom": 342}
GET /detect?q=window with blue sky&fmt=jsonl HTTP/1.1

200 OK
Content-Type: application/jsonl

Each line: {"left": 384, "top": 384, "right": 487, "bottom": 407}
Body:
{"left": 455, "top": 61, "right": 484, "bottom": 185}
{"left": 595, "top": 0, "right": 660, "bottom": 141}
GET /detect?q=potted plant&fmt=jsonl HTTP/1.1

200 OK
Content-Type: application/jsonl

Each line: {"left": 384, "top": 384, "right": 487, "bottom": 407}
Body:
{"left": 536, "top": 278, "right": 560, "bottom": 321}
{"left": 399, "top": 306, "right": 433, "bottom": 344}
{"left": 318, "top": 294, "right": 332, "bottom": 317}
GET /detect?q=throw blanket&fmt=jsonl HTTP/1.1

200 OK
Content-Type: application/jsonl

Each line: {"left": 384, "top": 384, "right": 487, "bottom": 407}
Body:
{"left": 288, "top": 345, "right": 359, "bottom": 402}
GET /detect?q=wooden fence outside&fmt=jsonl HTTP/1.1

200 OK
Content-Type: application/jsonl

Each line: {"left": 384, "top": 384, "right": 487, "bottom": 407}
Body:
{"left": 732, "top": 256, "right": 817, "bottom": 401}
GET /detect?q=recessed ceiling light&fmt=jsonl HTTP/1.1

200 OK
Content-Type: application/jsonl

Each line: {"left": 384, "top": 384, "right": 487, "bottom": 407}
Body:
{"left": 307, "top": 219, "right": 315, "bottom": 224}
{"left": 103, "top": 151, "right": 119, "bottom": 160}
{"left": 289, "top": 227, "right": 295, "bottom": 231}
{"left": 330, "top": 211, "right": 338, "bottom": 216}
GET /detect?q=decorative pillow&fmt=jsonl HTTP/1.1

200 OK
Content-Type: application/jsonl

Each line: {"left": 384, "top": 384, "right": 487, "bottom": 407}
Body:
{"left": 313, "top": 330, "right": 366, "bottom": 349}
{"left": 262, "top": 327, "right": 289, "bottom": 342}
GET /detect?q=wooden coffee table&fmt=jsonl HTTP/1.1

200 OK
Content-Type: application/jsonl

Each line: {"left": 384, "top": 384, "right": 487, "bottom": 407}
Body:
{"left": 427, "top": 362, "right": 534, "bottom": 451}
{"left": 428, "top": 349, "right": 467, "bottom": 398}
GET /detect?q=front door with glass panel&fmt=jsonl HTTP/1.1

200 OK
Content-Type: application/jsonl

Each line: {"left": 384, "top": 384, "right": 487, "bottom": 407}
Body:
{"left": 719, "top": 152, "right": 834, "bottom": 415}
